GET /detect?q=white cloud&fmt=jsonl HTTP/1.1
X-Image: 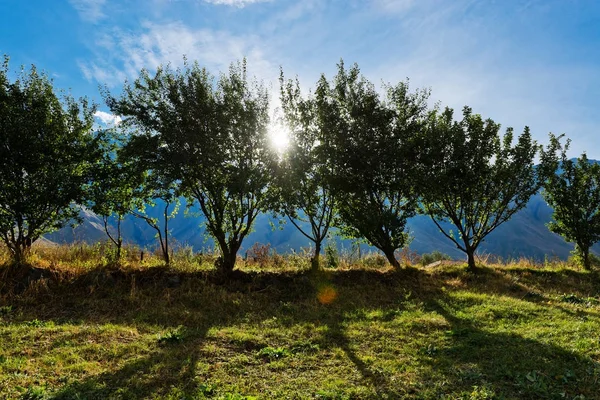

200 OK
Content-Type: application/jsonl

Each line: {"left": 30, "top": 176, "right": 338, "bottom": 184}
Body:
{"left": 94, "top": 110, "right": 122, "bottom": 125}
{"left": 69, "top": 0, "right": 107, "bottom": 23}
{"left": 79, "top": 21, "right": 277, "bottom": 87}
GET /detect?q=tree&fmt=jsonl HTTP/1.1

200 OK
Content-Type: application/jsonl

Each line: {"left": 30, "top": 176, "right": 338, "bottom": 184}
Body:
{"left": 88, "top": 131, "right": 145, "bottom": 261}
{"left": 277, "top": 72, "right": 337, "bottom": 272}
{"left": 317, "top": 62, "right": 429, "bottom": 268}
{"left": 419, "top": 106, "right": 558, "bottom": 271}
{"left": 106, "top": 59, "right": 275, "bottom": 275}
{"left": 117, "top": 133, "right": 180, "bottom": 266}
{"left": 0, "top": 56, "right": 100, "bottom": 264}
{"left": 543, "top": 140, "right": 600, "bottom": 270}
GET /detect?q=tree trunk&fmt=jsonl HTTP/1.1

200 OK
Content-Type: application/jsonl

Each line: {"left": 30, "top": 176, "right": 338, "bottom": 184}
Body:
{"left": 163, "top": 204, "right": 170, "bottom": 266}
{"left": 582, "top": 246, "right": 591, "bottom": 270}
{"left": 311, "top": 241, "right": 322, "bottom": 272}
{"left": 115, "top": 219, "right": 122, "bottom": 261}
{"left": 383, "top": 248, "right": 400, "bottom": 269}
{"left": 156, "top": 228, "right": 169, "bottom": 266}
{"left": 12, "top": 246, "right": 26, "bottom": 266}
{"left": 466, "top": 248, "right": 477, "bottom": 272}
{"left": 217, "top": 243, "right": 240, "bottom": 277}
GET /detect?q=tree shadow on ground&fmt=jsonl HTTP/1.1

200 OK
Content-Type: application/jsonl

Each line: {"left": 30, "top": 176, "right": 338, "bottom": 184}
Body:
{"left": 1, "top": 265, "right": 599, "bottom": 398}
{"left": 419, "top": 296, "right": 599, "bottom": 399}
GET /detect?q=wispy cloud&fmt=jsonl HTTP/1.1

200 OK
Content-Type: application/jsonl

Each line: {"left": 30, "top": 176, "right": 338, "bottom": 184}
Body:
{"left": 79, "top": 21, "right": 277, "bottom": 87}
{"left": 71, "top": 0, "right": 599, "bottom": 157}
{"left": 69, "top": 0, "right": 107, "bottom": 23}
{"left": 372, "top": 0, "right": 416, "bottom": 13}
{"left": 364, "top": 0, "right": 600, "bottom": 156}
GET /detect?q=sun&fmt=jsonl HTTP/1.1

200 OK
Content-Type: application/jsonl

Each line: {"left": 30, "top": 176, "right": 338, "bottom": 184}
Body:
{"left": 268, "top": 123, "right": 290, "bottom": 153}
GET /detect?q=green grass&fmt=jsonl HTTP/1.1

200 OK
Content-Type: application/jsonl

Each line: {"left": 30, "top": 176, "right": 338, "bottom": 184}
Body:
{"left": 0, "top": 246, "right": 599, "bottom": 399}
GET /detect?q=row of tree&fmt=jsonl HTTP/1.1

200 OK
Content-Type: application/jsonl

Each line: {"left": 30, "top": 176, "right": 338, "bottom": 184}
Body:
{"left": 1, "top": 55, "right": 599, "bottom": 274}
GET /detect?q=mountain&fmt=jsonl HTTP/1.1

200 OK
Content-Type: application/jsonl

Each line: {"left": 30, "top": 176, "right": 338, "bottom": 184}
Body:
{"left": 45, "top": 191, "right": 589, "bottom": 262}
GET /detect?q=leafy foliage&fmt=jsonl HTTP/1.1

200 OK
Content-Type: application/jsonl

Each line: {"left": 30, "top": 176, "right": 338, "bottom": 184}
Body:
{"left": 277, "top": 71, "right": 337, "bottom": 271}
{"left": 107, "top": 59, "right": 275, "bottom": 275}
{"left": 419, "top": 106, "right": 557, "bottom": 270}
{"left": 316, "top": 62, "right": 430, "bottom": 268}
{"left": 543, "top": 141, "right": 600, "bottom": 269}
{"left": 0, "top": 56, "right": 101, "bottom": 263}
{"left": 88, "top": 131, "right": 145, "bottom": 261}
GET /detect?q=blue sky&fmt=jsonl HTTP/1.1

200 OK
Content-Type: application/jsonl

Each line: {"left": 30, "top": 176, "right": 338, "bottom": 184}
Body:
{"left": 1, "top": 0, "right": 599, "bottom": 156}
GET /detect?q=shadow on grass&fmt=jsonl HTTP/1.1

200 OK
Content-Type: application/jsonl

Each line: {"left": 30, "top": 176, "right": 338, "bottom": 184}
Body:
{"left": 420, "top": 298, "right": 599, "bottom": 399}
{"left": 1, "top": 265, "right": 599, "bottom": 398}
{"left": 52, "top": 334, "right": 204, "bottom": 399}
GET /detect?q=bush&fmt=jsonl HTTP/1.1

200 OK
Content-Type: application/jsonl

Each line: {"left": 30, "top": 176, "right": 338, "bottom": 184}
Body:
{"left": 420, "top": 251, "right": 452, "bottom": 266}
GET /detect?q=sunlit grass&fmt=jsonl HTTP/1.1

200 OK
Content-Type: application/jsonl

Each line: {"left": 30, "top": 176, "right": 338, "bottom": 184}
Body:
{"left": 0, "top": 244, "right": 599, "bottom": 398}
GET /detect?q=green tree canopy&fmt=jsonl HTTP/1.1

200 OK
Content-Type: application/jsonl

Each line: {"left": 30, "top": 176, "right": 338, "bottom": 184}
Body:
{"left": 277, "top": 71, "right": 337, "bottom": 271}
{"left": 543, "top": 140, "right": 600, "bottom": 270}
{"left": 419, "top": 106, "right": 558, "bottom": 271}
{"left": 0, "top": 56, "right": 101, "bottom": 264}
{"left": 88, "top": 130, "right": 148, "bottom": 261}
{"left": 316, "top": 62, "right": 429, "bottom": 268}
{"left": 106, "top": 59, "right": 275, "bottom": 275}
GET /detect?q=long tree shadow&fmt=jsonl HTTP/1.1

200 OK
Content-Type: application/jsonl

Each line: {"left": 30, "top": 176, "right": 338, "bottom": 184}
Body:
{"left": 419, "top": 294, "right": 600, "bottom": 399}
{"left": 53, "top": 334, "right": 203, "bottom": 399}
{"left": 2, "top": 265, "right": 599, "bottom": 398}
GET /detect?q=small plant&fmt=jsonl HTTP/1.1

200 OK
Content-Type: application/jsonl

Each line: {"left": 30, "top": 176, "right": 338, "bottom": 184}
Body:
{"left": 24, "top": 319, "right": 48, "bottom": 327}
{"left": 20, "top": 386, "right": 48, "bottom": 400}
{"left": 419, "top": 343, "right": 438, "bottom": 356}
{"left": 467, "top": 384, "right": 496, "bottom": 399}
{"left": 325, "top": 242, "right": 339, "bottom": 269}
{"left": 290, "top": 341, "right": 320, "bottom": 354}
{"left": 256, "top": 346, "right": 289, "bottom": 361}
{"left": 359, "top": 253, "right": 388, "bottom": 269}
{"left": 560, "top": 293, "right": 585, "bottom": 304}
{"left": 157, "top": 327, "right": 185, "bottom": 345}
{"left": 0, "top": 305, "right": 13, "bottom": 316}
{"left": 420, "top": 251, "right": 452, "bottom": 266}
{"left": 197, "top": 383, "right": 216, "bottom": 397}
{"left": 245, "top": 243, "right": 272, "bottom": 268}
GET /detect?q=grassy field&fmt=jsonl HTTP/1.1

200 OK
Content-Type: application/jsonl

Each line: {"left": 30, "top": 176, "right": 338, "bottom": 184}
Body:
{"left": 0, "top": 244, "right": 599, "bottom": 399}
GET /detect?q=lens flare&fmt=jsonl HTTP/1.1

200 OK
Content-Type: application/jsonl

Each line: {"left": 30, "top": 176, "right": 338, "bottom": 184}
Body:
{"left": 317, "top": 285, "right": 338, "bottom": 304}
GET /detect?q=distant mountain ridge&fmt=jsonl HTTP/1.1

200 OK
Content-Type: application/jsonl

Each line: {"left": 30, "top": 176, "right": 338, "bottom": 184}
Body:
{"left": 45, "top": 189, "right": 593, "bottom": 262}
{"left": 47, "top": 157, "right": 600, "bottom": 261}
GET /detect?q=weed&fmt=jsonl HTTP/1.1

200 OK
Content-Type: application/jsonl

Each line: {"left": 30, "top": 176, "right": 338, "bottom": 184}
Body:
{"left": 24, "top": 319, "right": 48, "bottom": 327}
{"left": 560, "top": 293, "right": 585, "bottom": 304}
{"left": 157, "top": 327, "right": 185, "bottom": 345}
{"left": 290, "top": 340, "right": 320, "bottom": 354}
{"left": 0, "top": 305, "right": 13, "bottom": 315}
{"left": 256, "top": 346, "right": 290, "bottom": 361}
{"left": 325, "top": 242, "right": 339, "bottom": 269}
